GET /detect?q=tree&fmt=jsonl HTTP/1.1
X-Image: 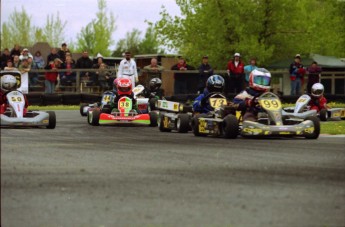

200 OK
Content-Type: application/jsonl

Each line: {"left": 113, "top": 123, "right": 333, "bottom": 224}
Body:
{"left": 138, "top": 23, "right": 165, "bottom": 54}
{"left": 76, "top": 0, "right": 116, "bottom": 56}
{"left": 41, "top": 12, "right": 67, "bottom": 47}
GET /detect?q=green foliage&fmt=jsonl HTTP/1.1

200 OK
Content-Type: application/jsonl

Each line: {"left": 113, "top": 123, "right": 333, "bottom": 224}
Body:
{"left": 41, "top": 12, "right": 67, "bottom": 47}
{"left": 154, "top": 0, "right": 345, "bottom": 69}
{"left": 75, "top": 0, "right": 116, "bottom": 56}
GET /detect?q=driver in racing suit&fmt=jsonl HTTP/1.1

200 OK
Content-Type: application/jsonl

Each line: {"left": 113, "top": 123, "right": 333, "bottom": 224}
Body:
{"left": 308, "top": 83, "right": 328, "bottom": 112}
{"left": 0, "top": 74, "right": 29, "bottom": 114}
{"left": 143, "top": 78, "right": 164, "bottom": 100}
{"left": 112, "top": 77, "right": 137, "bottom": 111}
{"left": 193, "top": 75, "right": 225, "bottom": 113}
{"left": 233, "top": 68, "right": 271, "bottom": 121}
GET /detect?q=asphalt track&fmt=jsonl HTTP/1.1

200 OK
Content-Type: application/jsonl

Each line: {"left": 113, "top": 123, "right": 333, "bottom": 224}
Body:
{"left": 1, "top": 110, "right": 345, "bottom": 227}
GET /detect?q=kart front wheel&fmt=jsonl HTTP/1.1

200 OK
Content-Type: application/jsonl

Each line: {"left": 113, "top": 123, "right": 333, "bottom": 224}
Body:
{"left": 222, "top": 114, "right": 238, "bottom": 139}
{"left": 319, "top": 109, "right": 328, "bottom": 121}
{"left": 305, "top": 116, "right": 320, "bottom": 139}
{"left": 149, "top": 111, "right": 158, "bottom": 127}
{"left": 80, "top": 104, "right": 88, "bottom": 116}
{"left": 177, "top": 113, "right": 190, "bottom": 133}
{"left": 89, "top": 109, "right": 100, "bottom": 126}
{"left": 46, "top": 111, "right": 56, "bottom": 129}
{"left": 192, "top": 114, "right": 207, "bottom": 137}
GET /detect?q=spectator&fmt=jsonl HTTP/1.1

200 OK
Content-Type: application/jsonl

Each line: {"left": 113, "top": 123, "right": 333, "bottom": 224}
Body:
{"left": 33, "top": 50, "right": 45, "bottom": 69}
{"left": 76, "top": 50, "right": 94, "bottom": 84}
{"left": 143, "top": 58, "right": 164, "bottom": 86}
{"left": 10, "top": 44, "right": 21, "bottom": 60}
{"left": 117, "top": 51, "right": 139, "bottom": 87}
{"left": 307, "top": 61, "right": 322, "bottom": 94}
{"left": 1, "top": 48, "right": 11, "bottom": 69}
{"left": 47, "top": 48, "right": 60, "bottom": 65}
{"left": 244, "top": 58, "right": 257, "bottom": 87}
{"left": 12, "top": 55, "right": 20, "bottom": 68}
{"left": 197, "top": 55, "right": 214, "bottom": 93}
{"left": 44, "top": 58, "right": 62, "bottom": 94}
{"left": 18, "top": 58, "right": 31, "bottom": 74}
{"left": 65, "top": 51, "right": 75, "bottom": 64}
{"left": 28, "top": 56, "right": 40, "bottom": 86}
{"left": 4, "top": 60, "right": 16, "bottom": 71}
{"left": 96, "top": 63, "right": 112, "bottom": 92}
{"left": 227, "top": 53, "right": 245, "bottom": 95}
{"left": 19, "top": 48, "right": 33, "bottom": 61}
{"left": 58, "top": 43, "right": 69, "bottom": 62}
{"left": 60, "top": 55, "right": 76, "bottom": 86}
{"left": 289, "top": 54, "right": 306, "bottom": 96}
{"left": 171, "top": 57, "right": 195, "bottom": 94}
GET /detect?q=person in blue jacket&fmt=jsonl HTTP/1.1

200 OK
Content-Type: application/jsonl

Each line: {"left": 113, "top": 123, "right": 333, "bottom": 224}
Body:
{"left": 193, "top": 74, "right": 225, "bottom": 113}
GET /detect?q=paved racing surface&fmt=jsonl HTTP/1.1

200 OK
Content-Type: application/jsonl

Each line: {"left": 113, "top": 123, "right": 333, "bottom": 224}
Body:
{"left": 1, "top": 110, "right": 345, "bottom": 227}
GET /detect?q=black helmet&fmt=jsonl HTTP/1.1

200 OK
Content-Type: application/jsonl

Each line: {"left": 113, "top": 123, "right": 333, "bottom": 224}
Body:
{"left": 206, "top": 75, "right": 224, "bottom": 93}
{"left": 149, "top": 78, "right": 162, "bottom": 91}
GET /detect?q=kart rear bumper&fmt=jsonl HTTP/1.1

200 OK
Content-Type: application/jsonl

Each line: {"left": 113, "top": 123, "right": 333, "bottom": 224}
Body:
{"left": 0, "top": 111, "right": 50, "bottom": 127}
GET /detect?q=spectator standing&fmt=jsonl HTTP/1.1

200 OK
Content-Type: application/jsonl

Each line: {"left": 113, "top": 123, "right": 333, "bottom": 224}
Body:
{"left": 27, "top": 56, "right": 40, "bottom": 86}
{"left": 18, "top": 58, "right": 31, "bottom": 74}
{"left": 227, "top": 53, "right": 245, "bottom": 95}
{"left": 10, "top": 44, "right": 21, "bottom": 60}
{"left": 4, "top": 60, "right": 16, "bottom": 71}
{"left": 244, "top": 58, "right": 257, "bottom": 87}
{"left": 289, "top": 54, "right": 306, "bottom": 96}
{"left": 33, "top": 51, "right": 45, "bottom": 69}
{"left": 65, "top": 52, "right": 75, "bottom": 64}
{"left": 58, "top": 43, "right": 69, "bottom": 62}
{"left": 197, "top": 55, "right": 214, "bottom": 93}
{"left": 44, "top": 58, "right": 62, "bottom": 94}
{"left": 1, "top": 48, "right": 11, "bottom": 69}
{"left": 47, "top": 48, "right": 60, "bottom": 65}
{"left": 12, "top": 55, "right": 20, "bottom": 68}
{"left": 60, "top": 55, "right": 76, "bottom": 86}
{"left": 117, "top": 51, "right": 139, "bottom": 87}
{"left": 19, "top": 48, "right": 33, "bottom": 61}
{"left": 143, "top": 58, "right": 164, "bottom": 86}
{"left": 96, "top": 63, "right": 112, "bottom": 92}
{"left": 307, "top": 61, "right": 322, "bottom": 94}
{"left": 171, "top": 57, "right": 195, "bottom": 94}
{"left": 76, "top": 50, "right": 94, "bottom": 84}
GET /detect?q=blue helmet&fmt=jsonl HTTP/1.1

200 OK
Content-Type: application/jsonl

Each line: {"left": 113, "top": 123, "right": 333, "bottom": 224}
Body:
{"left": 206, "top": 75, "right": 224, "bottom": 93}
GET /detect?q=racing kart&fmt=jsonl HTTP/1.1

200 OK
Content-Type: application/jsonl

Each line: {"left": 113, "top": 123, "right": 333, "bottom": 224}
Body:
{"left": 238, "top": 92, "right": 320, "bottom": 139}
{"left": 156, "top": 99, "right": 193, "bottom": 133}
{"left": 283, "top": 94, "right": 345, "bottom": 121}
{"left": 87, "top": 94, "right": 158, "bottom": 126}
{"left": 191, "top": 93, "right": 239, "bottom": 138}
{"left": 1, "top": 90, "right": 56, "bottom": 129}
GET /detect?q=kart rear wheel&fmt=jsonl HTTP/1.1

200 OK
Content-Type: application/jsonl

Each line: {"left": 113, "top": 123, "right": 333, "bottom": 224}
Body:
{"left": 305, "top": 116, "right": 320, "bottom": 139}
{"left": 319, "top": 109, "right": 328, "bottom": 121}
{"left": 222, "top": 114, "right": 238, "bottom": 139}
{"left": 149, "top": 111, "right": 158, "bottom": 127}
{"left": 177, "top": 113, "right": 190, "bottom": 133}
{"left": 80, "top": 104, "right": 88, "bottom": 116}
{"left": 46, "top": 111, "right": 56, "bottom": 129}
{"left": 149, "top": 98, "right": 157, "bottom": 111}
{"left": 89, "top": 109, "right": 100, "bottom": 126}
{"left": 158, "top": 114, "right": 171, "bottom": 132}
{"left": 192, "top": 114, "right": 207, "bottom": 137}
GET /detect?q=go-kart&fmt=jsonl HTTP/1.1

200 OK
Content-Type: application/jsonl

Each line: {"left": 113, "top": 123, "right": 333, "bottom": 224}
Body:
{"left": 87, "top": 94, "right": 157, "bottom": 126}
{"left": 156, "top": 99, "right": 193, "bottom": 133}
{"left": 191, "top": 93, "right": 239, "bottom": 138}
{"left": 1, "top": 90, "right": 56, "bottom": 129}
{"left": 283, "top": 94, "right": 345, "bottom": 121}
{"left": 238, "top": 92, "right": 320, "bottom": 139}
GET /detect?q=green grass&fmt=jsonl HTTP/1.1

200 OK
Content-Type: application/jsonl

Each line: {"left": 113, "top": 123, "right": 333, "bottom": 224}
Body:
{"left": 321, "top": 121, "right": 345, "bottom": 135}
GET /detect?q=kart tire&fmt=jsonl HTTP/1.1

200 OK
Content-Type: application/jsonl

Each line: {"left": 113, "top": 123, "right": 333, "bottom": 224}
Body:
{"left": 158, "top": 114, "right": 171, "bottom": 132}
{"left": 149, "top": 111, "right": 158, "bottom": 127}
{"left": 46, "top": 111, "right": 56, "bottom": 129}
{"left": 177, "top": 113, "right": 190, "bottom": 133}
{"left": 80, "top": 104, "right": 88, "bottom": 116}
{"left": 192, "top": 114, "right": 207, "bottom": 137}
{"left": 222, "top": 114, "right": 238, "bottom": 139}
{"left": 149, "top": 98, "right": 157, "bottom": 111}
{"left": 305, "top": 116, "right": 320, "bottom": 139}
{"left": 319, "top": 109, "right": 328, "bottom": 121}
{"left": 89, "top": 109, "right": 100, "bottom": 126}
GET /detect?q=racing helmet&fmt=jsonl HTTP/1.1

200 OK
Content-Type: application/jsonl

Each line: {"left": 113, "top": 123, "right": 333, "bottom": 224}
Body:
{"left": 311, "top": 83, "right": 324, "bottom": 98}
{"left": 1, "top": 74, "right": 17, "bottom": 92}
{"left": 149, "top": 78, "right": 162, "bottom": 91}
{"left": 116, "top": 78, "right": 132, "bottom": 95}
{"left": 249, "top": 68, "right": 271, "bottom": 92}
{"left": 206, "top": 75, "right": 225, "bottom": 93}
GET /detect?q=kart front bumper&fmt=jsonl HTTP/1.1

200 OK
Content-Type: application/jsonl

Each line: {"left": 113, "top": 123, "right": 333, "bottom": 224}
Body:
{"left": 98, "top": 113, "right": 151, "bottom": 125}
{"left": 0, "top": 111, "right": 50, "bottom": 127}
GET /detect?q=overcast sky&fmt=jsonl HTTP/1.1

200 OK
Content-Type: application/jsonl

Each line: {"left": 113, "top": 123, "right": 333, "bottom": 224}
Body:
{"left": 1, "top": 0, "right": 181, "bottom": 49}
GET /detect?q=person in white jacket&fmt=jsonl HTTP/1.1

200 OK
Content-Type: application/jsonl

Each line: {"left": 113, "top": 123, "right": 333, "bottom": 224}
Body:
{"left": 117, "top": 51, "right": 138, "bottom": 87}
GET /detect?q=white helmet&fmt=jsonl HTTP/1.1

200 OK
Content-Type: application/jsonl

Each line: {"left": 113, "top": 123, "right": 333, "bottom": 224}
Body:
{"left": 249, "top": 68, "right": 271, "bottom": 92}
{"left": 311, "top": 83, "right": 324, "bottom": 98}
{"left": 1, "top": 74, "right": 18, "bottom": 92}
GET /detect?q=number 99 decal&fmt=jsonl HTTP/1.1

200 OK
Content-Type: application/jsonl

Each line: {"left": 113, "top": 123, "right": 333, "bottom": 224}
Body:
{"left": 259, "top": 99, "right": 281, "bottom": 110}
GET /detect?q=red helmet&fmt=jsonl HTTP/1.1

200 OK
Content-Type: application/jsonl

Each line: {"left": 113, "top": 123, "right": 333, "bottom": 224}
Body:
{"left": 249, "top": 68, "right": 271, "bottom": 92}
{"left": 116, "top": 78, "right": 132, "bottom": 95}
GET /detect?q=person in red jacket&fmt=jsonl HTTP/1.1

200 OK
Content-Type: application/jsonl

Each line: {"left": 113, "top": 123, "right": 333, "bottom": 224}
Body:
{"left": 44, "top": 58, "right": 62, "bottom": 94}
{"left": 309, "top": 83, "right": 327, "bottom": 112}
{"left": 226, "top": 53, "right": 245, "bottom": 95}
